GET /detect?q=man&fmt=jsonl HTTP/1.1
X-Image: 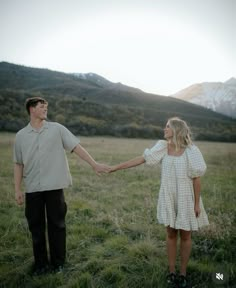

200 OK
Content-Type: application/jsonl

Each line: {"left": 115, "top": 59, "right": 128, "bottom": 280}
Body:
{"left": 14, "top": 97, "right": 109, "bottom": 275}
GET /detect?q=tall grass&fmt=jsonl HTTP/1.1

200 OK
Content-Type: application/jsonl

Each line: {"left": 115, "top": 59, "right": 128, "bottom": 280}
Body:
{"left": 0, "top": 133, "right": 235, "bottom": 287}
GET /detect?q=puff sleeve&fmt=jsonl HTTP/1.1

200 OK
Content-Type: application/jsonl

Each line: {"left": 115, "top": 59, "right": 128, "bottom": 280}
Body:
{"left": 186, "top": 145, "right": 207, "bottom": 178}
{"left": 143, "top": 140, "right": 167, "bottom": 166}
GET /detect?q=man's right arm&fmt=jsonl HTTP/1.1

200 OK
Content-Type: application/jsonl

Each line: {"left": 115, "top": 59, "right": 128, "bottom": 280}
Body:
{"left": 14, "top": 163, "right": 24, "bottom": 205}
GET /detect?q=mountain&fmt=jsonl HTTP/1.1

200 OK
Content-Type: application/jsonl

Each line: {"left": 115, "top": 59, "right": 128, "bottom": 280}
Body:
{"left": 0, "top": 61, "right": 235, "bottom": 142}
{"left": 173, "top": 78, "right": 236, "bottom": 119}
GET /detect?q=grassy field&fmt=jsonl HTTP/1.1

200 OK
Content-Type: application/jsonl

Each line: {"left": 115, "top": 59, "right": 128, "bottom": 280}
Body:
{"left": 0, "top": 133, "right": 235, "bottom": 288}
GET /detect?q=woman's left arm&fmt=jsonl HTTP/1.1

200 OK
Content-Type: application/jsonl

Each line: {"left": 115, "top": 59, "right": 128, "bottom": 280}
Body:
{"left": 193, "top": 177, "right": 201, "bottom": 217}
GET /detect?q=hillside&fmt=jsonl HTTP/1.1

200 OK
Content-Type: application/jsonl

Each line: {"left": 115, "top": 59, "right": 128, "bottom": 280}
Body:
{"left": 173, "top": 79, "right": 236, "bottom": 119}
{"left": 0, "top": 62, "right": 236, "bottom": 141}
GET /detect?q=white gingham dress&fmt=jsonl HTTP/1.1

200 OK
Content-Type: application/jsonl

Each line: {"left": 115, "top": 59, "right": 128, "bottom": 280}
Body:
{"left": 143, "top": 140, "right": 209, "bottom": 231}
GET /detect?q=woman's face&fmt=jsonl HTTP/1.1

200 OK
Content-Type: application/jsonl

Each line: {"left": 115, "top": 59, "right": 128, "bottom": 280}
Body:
{"left": 164, "top": 122, "right": 173, "bottom": 139}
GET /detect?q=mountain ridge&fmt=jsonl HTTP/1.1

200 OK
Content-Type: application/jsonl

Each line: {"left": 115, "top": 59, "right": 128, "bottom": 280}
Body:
{"left": 0, "top": 61, "right": 235, "bottom": 141}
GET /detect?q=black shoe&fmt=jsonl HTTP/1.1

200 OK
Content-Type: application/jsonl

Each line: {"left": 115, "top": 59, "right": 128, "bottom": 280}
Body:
{"left": 178, "top": 274, "right": 188, "bottom": 288}
{"left": 166, "top": 272, "right": 178, "bottom": 287}
{"left": 31, "top": 264, "right": 50, "bottom": 276}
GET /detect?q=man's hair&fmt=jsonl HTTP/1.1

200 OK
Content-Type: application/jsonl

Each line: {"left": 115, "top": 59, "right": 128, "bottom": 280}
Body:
{"left": 168, "top": 117, "right": 192, "bottom": 150}
{"left": 25, "top": 97, "right": 48, "bottom": 115}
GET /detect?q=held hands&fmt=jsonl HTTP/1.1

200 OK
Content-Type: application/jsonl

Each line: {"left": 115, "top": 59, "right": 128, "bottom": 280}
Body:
{"left": 93, "top": 163, "right": 111, "bottom": 176}
{"left": 74, "top": 145, "right": 119, "bottom": 175}
{"left": 108, "top": 165, "right": 119, "bottom": 173}
{"left": 93, "top": 163, "right": 119, "bottom": 175}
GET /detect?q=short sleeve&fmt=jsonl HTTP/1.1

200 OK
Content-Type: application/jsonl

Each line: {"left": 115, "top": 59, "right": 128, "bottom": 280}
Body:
{"left": 143, "top": 140, "right": 167, "bottom": 166}
{"left": 13, "top": 133, "right": 23, "bottom": 164}
{"left": 186, "top": 145, "right": 207, "bottom": 178}
{"left": 58, "top": 123, "right": 80, "bottom": 152}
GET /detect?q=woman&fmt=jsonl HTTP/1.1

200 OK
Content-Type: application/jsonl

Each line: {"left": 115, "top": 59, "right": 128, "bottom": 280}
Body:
{"left": 109, "top": 117, "right": 209, "bottom": 288}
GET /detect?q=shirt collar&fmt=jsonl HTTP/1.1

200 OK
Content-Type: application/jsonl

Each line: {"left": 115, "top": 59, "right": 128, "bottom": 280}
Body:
{"left": 26, "top": 121, "right": 49, "bottom": 133}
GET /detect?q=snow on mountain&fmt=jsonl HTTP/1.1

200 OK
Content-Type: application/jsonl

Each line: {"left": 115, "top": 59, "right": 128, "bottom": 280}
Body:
{"left": 73, "top": 72, "right": 114, "bottom": 88}
{"left": 172, "top": 78, "right": 236, "bottom": 118}
{"left": 225, "top": 77, "right": 236, "bottom": 86}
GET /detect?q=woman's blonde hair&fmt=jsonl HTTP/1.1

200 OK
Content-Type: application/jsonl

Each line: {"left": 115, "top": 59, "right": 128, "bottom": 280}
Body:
{"left": 168, "top": 117, "right": 192, "bottom": 150}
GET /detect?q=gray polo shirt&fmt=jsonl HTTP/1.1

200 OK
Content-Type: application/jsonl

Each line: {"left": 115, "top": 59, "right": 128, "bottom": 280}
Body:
{"left": 14, "top": 121, "right": 80, "bottom": 193}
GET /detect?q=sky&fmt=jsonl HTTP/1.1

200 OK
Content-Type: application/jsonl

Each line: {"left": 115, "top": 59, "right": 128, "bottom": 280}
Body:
{"left": 0, "top": 0, "right": 235, "bottom": 95}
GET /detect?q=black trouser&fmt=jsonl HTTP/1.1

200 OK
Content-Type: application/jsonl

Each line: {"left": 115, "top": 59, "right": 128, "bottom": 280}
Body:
{"left": 25, "top": 189, "right": 67, "bottom": 268}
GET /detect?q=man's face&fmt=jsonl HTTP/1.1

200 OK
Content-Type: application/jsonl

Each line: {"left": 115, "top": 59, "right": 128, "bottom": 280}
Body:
{"left": 31, "top": 102, "right": 48, "bottom": 120}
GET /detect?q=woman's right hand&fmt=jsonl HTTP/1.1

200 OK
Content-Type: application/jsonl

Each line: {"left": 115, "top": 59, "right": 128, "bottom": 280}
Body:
{"left": 108, "top": 165, "right": 119, "bottom": 173}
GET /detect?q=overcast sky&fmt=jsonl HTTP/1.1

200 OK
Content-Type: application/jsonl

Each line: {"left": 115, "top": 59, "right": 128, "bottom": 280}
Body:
{"left": 0, "top": 0, "right": 235, "bottom": 95}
